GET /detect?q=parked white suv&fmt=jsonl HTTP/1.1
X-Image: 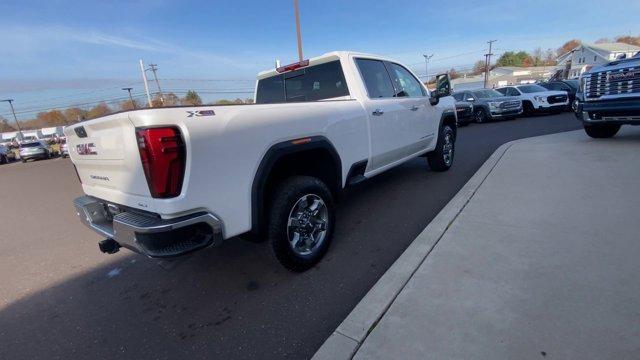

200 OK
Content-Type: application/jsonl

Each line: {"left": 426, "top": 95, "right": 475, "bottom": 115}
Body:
{"left": 66, "top": 51, "right": 458, "bottom": 271}
{"left": 496, "top": 84, "right": 569, "bottom": 114}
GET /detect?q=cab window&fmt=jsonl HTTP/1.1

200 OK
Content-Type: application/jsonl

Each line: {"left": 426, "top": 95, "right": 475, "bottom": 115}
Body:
{"left": 355, "top": 58, "right": 396, "bottom": 98}
{"left": 386, "top": 62, "right": 426, "bottom": 97}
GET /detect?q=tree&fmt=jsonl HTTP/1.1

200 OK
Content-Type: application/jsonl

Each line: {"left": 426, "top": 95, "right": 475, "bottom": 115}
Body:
{"left": 119, "top": 99, "right": 140, "bottom": 111}
{"left": 64, "top": 107, "right": 88, "bottom": 123}
{"left": 36, "top": 110, "right": 67, "bottom": 126}
{"left": 615, "top": 35, "right": 640, "bottom": 47}
{"left": 87, "top": 103, "right": 112, "bottom": 119}
{"left": 557, "top": 39, "right": 581, "bottom": 56}
{"left": 0, "top": 115, "right": 15, "bottom": 132}
{"left": 448, "top": 68, "right": 460, "bottom": 80}
{"left": 495, "top": 51, "right": 530, "bottom": 67}
{"left": 163, "top": 92, "right": 181, "bottom": 106}
{"left": 472, "top": 60, "right": 486, "bottom": 75}
{"left": 543, "top": 49, "right": 557, "bottom": 66}
{"left": 531, "top": 47, "right": 544, "bottom": 66}
{"left": 181, "top": 90, "right": 202, "bottom": 106}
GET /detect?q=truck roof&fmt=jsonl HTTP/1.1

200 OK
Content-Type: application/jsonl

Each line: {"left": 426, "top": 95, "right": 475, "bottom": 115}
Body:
{"left": 256, "top": 51, "right": 396, "bottom": 79}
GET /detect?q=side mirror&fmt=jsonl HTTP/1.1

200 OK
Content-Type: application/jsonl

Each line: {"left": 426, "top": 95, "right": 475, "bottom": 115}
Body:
{"left": 429, "top": 73, "right": 452, "bottom": 105}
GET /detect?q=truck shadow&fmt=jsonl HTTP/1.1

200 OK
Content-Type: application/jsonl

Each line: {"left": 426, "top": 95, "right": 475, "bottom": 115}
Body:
{"left": 0, "top": 157, "right": 458, "bottom": 360}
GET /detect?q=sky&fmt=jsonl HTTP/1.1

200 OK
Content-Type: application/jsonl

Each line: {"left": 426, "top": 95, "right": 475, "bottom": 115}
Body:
{"left": 0, "top": 0, "right": 638, "bottom": 120}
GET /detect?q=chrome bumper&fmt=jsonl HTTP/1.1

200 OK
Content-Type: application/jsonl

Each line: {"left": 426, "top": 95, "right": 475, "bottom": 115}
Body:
{"left": 74, "top": 196, "right": 224, "bottom": 258}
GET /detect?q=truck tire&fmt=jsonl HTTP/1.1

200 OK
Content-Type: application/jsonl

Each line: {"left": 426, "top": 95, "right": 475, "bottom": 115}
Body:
{"left": 584, "top": 124, "right": 620, "bottom": 138}
{"left": 427, "top": 124, "right": 455, "bottom": 172}
{"left": 522, "top": 101, "right": 534, "bottom": 116}
{"left": 0, "top": 155, "right": 6, "bottom": 165}
{"left": 268, "top": 176, "right": 335, "bottom": 272}
{"left": 474, "top": 108, "right": 487, "bottom": 123}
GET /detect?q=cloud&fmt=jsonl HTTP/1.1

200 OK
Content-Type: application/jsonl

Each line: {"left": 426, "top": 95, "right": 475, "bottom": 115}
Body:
{"left": 0, "top": 24, "right": 254, "bottom": 70}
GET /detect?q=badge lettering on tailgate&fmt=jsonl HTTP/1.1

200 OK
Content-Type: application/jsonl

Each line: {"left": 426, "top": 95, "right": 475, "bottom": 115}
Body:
{"left": 76, "top": 143, "right": 98, "bottom": 155}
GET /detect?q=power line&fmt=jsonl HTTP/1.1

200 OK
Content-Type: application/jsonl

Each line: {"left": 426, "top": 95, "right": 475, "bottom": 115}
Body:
{"left": 484, "top": 40, "right": 498, "bottom": 88}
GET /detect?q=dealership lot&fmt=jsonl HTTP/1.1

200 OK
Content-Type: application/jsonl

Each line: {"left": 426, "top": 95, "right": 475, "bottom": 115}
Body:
{"left": 0, "top": 113, "right": 581, "bottom": 359}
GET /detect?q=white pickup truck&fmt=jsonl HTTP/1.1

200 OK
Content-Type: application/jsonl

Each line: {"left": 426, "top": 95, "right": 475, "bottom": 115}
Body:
{"left": 67, "top": 51, "right": 457, "bottom": 271}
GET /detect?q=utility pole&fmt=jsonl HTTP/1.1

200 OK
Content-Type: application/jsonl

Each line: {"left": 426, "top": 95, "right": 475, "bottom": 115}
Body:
{"left": 484, "top": 40, "right": 497, "bottom": 88}
{"left": 423, "top": 54, "right": 434, "bottom": 83}
{"left": 122, "top": 87, "right": 136, "bottom": 109}
{"left": 293, "top": 0, "right": 304, "bottom": 62}
{"left": 148, "top": 64, "right": 164, "bottom": 105}
{"left": 139, "top": 59, "right": 153, "bottom": 107}
{"left": 1, "top": 99, "right": 22, "bottom": 136}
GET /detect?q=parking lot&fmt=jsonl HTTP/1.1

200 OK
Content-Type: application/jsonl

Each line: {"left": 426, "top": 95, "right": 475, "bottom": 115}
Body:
{"left": 0, "top": 113, "right": 581, "bottom": 359}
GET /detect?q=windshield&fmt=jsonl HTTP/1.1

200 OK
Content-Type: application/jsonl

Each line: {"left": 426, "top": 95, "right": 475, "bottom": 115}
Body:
{"left": 472, "top": 89, "right": 504, "bottom": 99}
{"left": 518, "top": 85, "right": 548, "bottom": 93}
{"left": 20, "top": 142, "right": 41, "bottom": 148}
{"left": 564, "top": 80, "right": 579, "bottom": 90}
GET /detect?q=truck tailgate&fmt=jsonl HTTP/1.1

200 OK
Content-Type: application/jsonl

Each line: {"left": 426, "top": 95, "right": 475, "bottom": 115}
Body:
{"left": 64, "top": 114, "right": 154, "bottom": 211}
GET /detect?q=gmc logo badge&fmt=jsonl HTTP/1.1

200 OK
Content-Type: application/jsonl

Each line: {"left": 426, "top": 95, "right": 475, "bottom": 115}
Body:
{"left": 76, "top": 143, "right": 98, "bottom": 155}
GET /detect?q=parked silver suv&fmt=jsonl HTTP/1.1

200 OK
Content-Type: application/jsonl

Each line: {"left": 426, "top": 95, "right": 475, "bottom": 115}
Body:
{"left": 19, "top": 141, "right": 52, "bottom": 162}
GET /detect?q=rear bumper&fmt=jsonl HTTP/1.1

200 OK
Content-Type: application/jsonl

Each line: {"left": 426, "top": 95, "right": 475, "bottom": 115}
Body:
{"left": 576, "top": 98, "right": 640, "bottom": 125}
{"left": 74, "top": 196, "right": 224, "bottom": 258}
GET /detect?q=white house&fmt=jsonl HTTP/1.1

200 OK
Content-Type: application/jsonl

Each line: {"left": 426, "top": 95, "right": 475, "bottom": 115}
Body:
{"left": 556, "top": 42, "right": 640, "bottom": 79}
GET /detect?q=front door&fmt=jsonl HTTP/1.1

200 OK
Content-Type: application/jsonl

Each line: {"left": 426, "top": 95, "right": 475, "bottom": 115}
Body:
{"left": 355, "top": 58, "right": 433, "bottom": 171}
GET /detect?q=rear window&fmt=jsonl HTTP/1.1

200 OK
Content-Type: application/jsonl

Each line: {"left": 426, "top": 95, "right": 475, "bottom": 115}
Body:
{"left": 255, "top": 60, "right": 349, "bottom": 104}
{"left": 21, "top": 142, "right": 41, "bottom": 148}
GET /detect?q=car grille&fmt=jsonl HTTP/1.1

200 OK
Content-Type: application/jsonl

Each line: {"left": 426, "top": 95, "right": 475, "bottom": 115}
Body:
{"left": 585, "top": 66, "right": 640, "bottom": 99}
{"left": 500, "top": 101, "right": 520, "bottom": 109}
{"left": 547, "top": 95, "right": 568, "bottom": 104}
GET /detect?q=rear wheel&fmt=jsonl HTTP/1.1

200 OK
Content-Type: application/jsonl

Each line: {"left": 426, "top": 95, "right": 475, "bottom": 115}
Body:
{"left": 0, "top": 155, "right": 6, "bottom": 164}
{"left": 584, "top": 124, "right": 620, "bottom": 138}
{"left": 427, "top": 124, "right": 455, "bottom": 172}
{"left": 268, "top": 176, "right": 334, "bottom": 272}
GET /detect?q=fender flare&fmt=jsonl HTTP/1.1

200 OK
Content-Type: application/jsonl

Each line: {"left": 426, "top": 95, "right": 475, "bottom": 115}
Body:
{"left": 250, "top": 136, "right": 342, "bottom": 234}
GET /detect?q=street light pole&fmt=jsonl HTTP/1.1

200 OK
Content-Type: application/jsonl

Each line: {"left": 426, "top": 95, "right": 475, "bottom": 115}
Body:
{"left": 139, "top": 59, "right": 153, "bottom": 107}
{"left": 1, "top": 99, "right": 22, "bottom": 136}
{"left": 423, "top": 54, "right": 434, "bottom": 83}
{"left": 122, "top": 88, "right": 136, "bottom": 109}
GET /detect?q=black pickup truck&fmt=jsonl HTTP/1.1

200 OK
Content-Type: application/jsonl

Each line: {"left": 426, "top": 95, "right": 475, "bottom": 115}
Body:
{"left": 576, "top": 52, "right": 640, "bottom": 138}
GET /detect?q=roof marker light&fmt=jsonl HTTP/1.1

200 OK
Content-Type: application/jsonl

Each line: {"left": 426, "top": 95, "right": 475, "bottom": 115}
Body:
{"left": 276, "top": 60, "right": 309, "bottom": 73}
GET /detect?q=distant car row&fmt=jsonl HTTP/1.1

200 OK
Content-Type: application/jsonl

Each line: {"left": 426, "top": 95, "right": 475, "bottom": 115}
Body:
{"left": 452, "top": 84, "right": 572, "bottom": 126}
{"left": 0, "top": 139, "right": 68, "bottom": 165}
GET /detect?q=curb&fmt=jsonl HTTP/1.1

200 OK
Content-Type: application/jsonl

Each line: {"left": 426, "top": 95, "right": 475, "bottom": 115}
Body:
{"left": 312, "top": 140, "right": 516, "bottom": 360}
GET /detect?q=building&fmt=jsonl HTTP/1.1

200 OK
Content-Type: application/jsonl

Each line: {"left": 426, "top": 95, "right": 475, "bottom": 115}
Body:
{"left": 452, "top": 66, "right": 556, "bottom": 91}
{"left": 555, "top": 42, "right": 640, "bottom": 79}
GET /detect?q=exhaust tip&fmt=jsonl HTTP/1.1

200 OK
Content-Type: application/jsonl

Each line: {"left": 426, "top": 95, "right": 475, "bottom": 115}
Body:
{"left": 99, "top": 239, "right": 121, "bottom": 254}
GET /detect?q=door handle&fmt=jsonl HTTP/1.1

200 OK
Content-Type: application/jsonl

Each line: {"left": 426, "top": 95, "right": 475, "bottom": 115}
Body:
{"left": 410, "top": 105, "right": 420, "bottom": 111}
{"left": 372, "top": 109, "right": 384, "bottom": 116}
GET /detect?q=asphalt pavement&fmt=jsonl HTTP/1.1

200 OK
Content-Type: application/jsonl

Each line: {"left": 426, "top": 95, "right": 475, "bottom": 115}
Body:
{"left": 0, "top": 113, "right": 581, "bottom": 360}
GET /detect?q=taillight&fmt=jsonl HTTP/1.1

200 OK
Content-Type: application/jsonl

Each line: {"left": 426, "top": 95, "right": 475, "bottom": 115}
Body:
{"left": 136, "top": 127, "right": 186, "bottom": 198}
